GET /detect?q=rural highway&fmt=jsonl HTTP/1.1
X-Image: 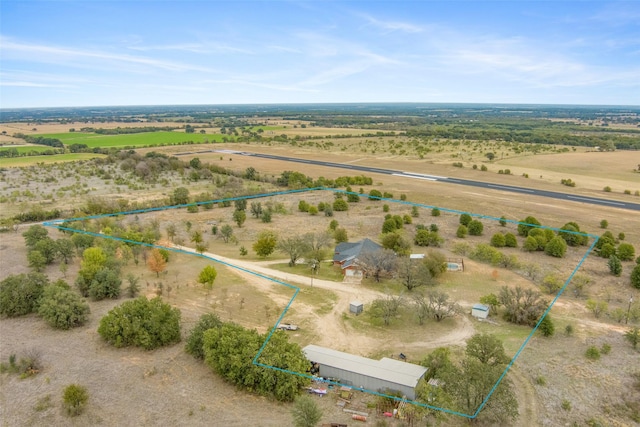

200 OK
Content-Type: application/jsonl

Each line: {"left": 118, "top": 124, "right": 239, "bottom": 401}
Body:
{"left": 178, "top": 149, "right": 640, "bottom": 212}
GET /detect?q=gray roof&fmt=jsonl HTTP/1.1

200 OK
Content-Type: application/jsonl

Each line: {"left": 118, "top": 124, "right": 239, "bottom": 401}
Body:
{"left": 333, "top": 238, "right": 383, "bottom": 266}
{"left": 472, "top": 303, "right": 490, "bottom": 311}
{"left": 303, "top": 345, "right": 428, "bottom": 388}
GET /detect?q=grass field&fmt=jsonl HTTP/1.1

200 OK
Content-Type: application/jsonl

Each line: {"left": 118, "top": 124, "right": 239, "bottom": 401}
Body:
{"left": 33, "top": 131, "right": 227, "bottom": 148}
{"left": 0, "top": 153, "right": 105, "bottom": 167}
{"left": 0, "top": 145, "right": 63, "bottom": 155}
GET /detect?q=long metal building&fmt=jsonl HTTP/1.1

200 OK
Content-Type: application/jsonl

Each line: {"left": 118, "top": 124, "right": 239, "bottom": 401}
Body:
{"left": 303, "top": 344, "right": 428, "bottom": 400}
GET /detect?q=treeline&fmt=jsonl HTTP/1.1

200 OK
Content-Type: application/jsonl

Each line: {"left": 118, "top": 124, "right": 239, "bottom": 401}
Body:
{"left": 78, "top": 126, "right": 178, "bottom": 134}
{"left": 13, "top": 134, "right": 64, "bottom": 148}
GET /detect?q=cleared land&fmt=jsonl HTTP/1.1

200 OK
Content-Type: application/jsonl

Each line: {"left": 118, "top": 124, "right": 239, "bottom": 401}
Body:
{"left": 1, "top": 119, "right": 639, "bottom": 426}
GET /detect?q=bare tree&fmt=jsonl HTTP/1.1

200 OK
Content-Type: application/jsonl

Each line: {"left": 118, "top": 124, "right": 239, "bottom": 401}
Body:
{"left": 396, "top": 257, "right": 436, "bottom": 291}
{"left": 357, "top": 248, "right": 397, "bottom": 282}
{"left": 427, "top": 291, "right": 461, "bottom": 322}
{"left": 499, "top": 286, "right": 547, "bottom": 326}
{"left": 277, "top": 235, "right": 309, "bottom": 267}
{"left": 370, "top": 291, "right": 404, "bottom": 326}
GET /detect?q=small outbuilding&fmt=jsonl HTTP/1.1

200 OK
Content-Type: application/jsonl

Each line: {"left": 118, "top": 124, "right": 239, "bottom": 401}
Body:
{"left": 471, "top": 303, "right": 490, "bottom": 319}
{"left": 349, "top": 301, "right": 363, "bottom": 315}
{"left": 303, "top": 345, "right": 428, "bottom": 400}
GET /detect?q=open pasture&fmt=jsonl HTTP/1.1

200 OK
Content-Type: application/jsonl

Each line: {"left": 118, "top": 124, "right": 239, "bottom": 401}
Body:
{"left": 0, "top": 153, "right": 105, "bottom": 167}
{"left": 33, "top": 131, "right": 224, "bottom": 148}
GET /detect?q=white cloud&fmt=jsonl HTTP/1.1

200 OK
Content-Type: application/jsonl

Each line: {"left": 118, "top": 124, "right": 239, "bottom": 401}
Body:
{"left": 358, "top": 13, "right": 424, "bottom": 34}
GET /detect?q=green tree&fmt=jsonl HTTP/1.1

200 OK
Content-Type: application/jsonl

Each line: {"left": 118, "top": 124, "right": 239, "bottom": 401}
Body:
{"left": 185, "top": 313, "right": 222, "bottom": 360}
{"left": 332, "top": 198, "right": 348, "bottom": 211}
{"left": 465, "top": 333, "right": 509, "bottom": 366}
{"left": 618, "top": 243, "right": 636, "bottom": 261}
{"left": 250, "top": 202, "right": 263, "bottom": 218}
{"left": 396, "top": 258, "right": 435, "bottom": 291}
{"left": 27, "top": 250, "right": 47, "bottom": 272}
{"left": 504, "top": 233, "right": 518, "bottom": 248}
{"left": 291, "top": 396, "right": 322, "bottom": 427}
{"left": 277, "top": 235, "right": 309, "bottom": 267}
{"left": 517, "top": 216, "right": 541, "bottom": 237}
{"left": 172, "top": 187, "right": 190, "bottom": 205}
{"left": 414, "top": 229, "right": 443, "bottom": 247}
{"left": 220, "top": 224, "right": 233, "bottom": 243}
{"left": 624, "top": 327, "right": 639, "bottom": 349}
{"left": 490, "top": 233, "right": 506, "bottom": 248}
{"left": 38, "top": 283, "right": 90, "bottom": 329}
{"left": 368, "top": 189, "right": 382, "bottom": 200}
{"left": 234, "top": 198, "right": 247, "bottom": 211}
{"left": 468, "top": 220, "right": 484, "bottom": 236}
{"left": 459, "top": 213, "right": 472, "bottom": 226}
{"left": 126, "top": 274, "right": 140, "bottom": 298}
{"left": 0, "top": 272, "right": 48, "bottom": 317}
{"left": 370, "top": 293, "right": 403, "bottom": 326}
{"left": 586, "top": 299, "right": 608, "bottom": 318}
{"left": 380, "top": 231, "right": 411, "bottom": 256}
{"left": 197, "top": 265, "right": 218, "bottom": 290}
{"left": 203, "top": 322, "right": 310, "bottom": 401}
{"left": 499, "top": 216, "right": 507, "bottom": 227}
{"left": 62, "top": 384, "right": 89, "bottom": 417}
{"left": 545, "top": 236, "right": 567, "bottom": 258}
{"left": 333, "top": 227, "right": 348, "bottom": 244}
{"left": 233, "top": 209, "right": 247, "bottom": 227}
{"left": 608, "top": 255, "right": 622, "bottom": 276}
{"left": 253, "top": 230, "right": 277, "bottom": 258}
{"left": 480, "top": 294, "right": 500, "bottom": 315}
{"left": 88, "top": 268, "right": 121, "bottom": 300}
{"left": 34, "top": 237, "right": 58, "bottom": 264}
{"left": 538, "top": 315, "right": 555, "bottom": 337}
{"left": 22, "top": 224, "right": 48, "bottom": 250}
{"left": 98, "top": 297, "right": 181, "bottom": 350}
{"left": 632, "top": 264, "right": 640, "bottom": 289}
{"left": 456, "top": 225, "right": 468, "bottom": 238}
{"left": 55, "top": 238, "right": 76, "bottom": 264}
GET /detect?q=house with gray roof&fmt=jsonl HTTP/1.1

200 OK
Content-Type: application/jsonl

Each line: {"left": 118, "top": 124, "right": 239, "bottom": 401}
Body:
{"left": 333, "top": 238, "right": 383, "bottom": 272}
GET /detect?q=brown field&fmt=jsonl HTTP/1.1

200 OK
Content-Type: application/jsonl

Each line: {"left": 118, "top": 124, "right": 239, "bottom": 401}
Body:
{"left": 1, "top": 131, "right": 640, "bottom": 426}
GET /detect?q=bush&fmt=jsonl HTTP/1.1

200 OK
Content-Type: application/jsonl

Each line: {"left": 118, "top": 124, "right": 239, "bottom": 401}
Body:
{"left": 63, "top": 384, "right": 88, "bottom": 416}
{"left": 631, "top": 264, "right": 640, "bottom": 289}
{"left": 468, "top": 220, "right": 484, "bottom": 236}
{"left": 291, "top": 395, "right": 323, "bottom": 427}
{"left": 332, "top": 199, "right": 348, "bottom": 211}
{"left": 504, "top": 233, "right": 518, "bottom": 248}
{"left": 185, "top": 313, "right": 222, "bottom": 360}
{"left": 0, "top": 273, "right": 49, "bottom": 317}
{"left": 97, "top": 297, "right": 181, "bottom": 350}
{"left": 603, "top": 186, "right": 612, "bottom": 192}
{"left": 618, "top": 243, "right": 635, "bottom": 261}
{"left": 456, "top": 225, "right": 468, "bottom": 238}
{"left": 544, "top": 236, "right": 567, "bottom": 258}
{"left": 382, "top": 204, "right": 389, "bottom": 212}
{"left": 38, "top": 283, "right": 90, "bottom": 329}
{"left": 600, "top": 219, "right": 608, "bottom": 229}
{"left": 600, "top": 343, "right": 611, "bottom": 355}
{"left": 460, "top": 213, "right": 472, "bottom": 226}
{"left": 368, "top": 189, "right": 383, "bottom": 200}
{"left": 298, "top": 200, "right": 309, "bottom": 212}
{"left": 608, "top": 255, "right": 622, "bottom": 276}
{"left": 88, "top": 268, "right": 122, "bottom": 301}
{"left": 431, "top": 208, "right": 440, "bottom": 217}
{"left": 490, "top": 233, "right": 506, "bottom": 248}
{"left": 538, "top": 316, "right": 555, "bottom": 337}
{"left": 585, "top": 346, "right": 600, "bottom": 360}
{"left": 517, "top": 216, "right": 541, "bottom": 236}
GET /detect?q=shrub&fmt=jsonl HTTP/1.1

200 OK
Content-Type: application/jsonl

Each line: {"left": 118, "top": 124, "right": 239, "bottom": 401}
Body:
{"left": 185, "top": 313, "right": 222, "bottom": 360}
{"left": 545, "top": 237, "right": 567, "bottom": 258}
{"left": 600, "top": 219, "right": 608, "bottom": 229}
{"left": 97, "top": 296, "right": 181, "bottom": 350}
{"left": 431, "top": 207, "right": 440, "bottom": 217}
{"left": 603, "top": 186, "right": 612, "bottom": 192}
{"left": 468, "top": 220, "right": 484, "bottom": 236}
{"left": 618, "top": 243, "right": 635, "bottom": 261}
{"left": 517, "top": 216, "right": 541, "bottom": 236}
{"left": 291, "top": 395, "right": 323, "bottom": 427}
{"left": 565, "top": 324, "right": 574, "bottom": 336}
{"left": 459, "top": 213, "right": 472, "bottom": 226}
{"left": 585, "top": 346, "right": 600, "bottom": 360}
{"left": 504, "top": 233, "right": 518, "bottom": 248}
{"left": 561, "top": 399, "right": 572, "bottom": 411}
{"left": 600, "top": 343, "right": 611, "bottom": 355}
{"left": 38, "top": 283, "right": 90, "bottom": 329}
{"left": 538, "top": 316, "right": 555, "bottom": 337}
{"left": 333, "top": 199, "right": 348, "bottom": 211}
{"left": 63, "top": 384, "right": 88, "bottom": 416}
{"left": 499, "top": 216, "right": 507, "bottom": 227}
{"left": 480, "top": 165, "right": 488, "bottom": 171}
{"left": 608, "top": 255, "right": 622, "bottom": 276}
{"left": 298, "top": 200, "right": 309, "bottom": 212}
{"left": 456, "top": 225, "right": 468, "bottom": 238}
{"left": 368, "top": 189, "right": 382, "bottom": 200}
{"left": 631, "top": 264, "right": 640, "bottom": 289}
{"left": 0, "top": 273, "right": 49, "bottom": 317}
{"left": 490, "top": 233, "right": 506, "bottom": 248}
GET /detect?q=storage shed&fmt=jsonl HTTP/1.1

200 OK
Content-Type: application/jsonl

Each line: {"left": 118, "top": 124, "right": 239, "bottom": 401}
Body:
{"left": 471, "top": 303, "right": 490, "bottom": 319}
{"left": 303, "top": 345, "right": 428, "bottom": 400}
{"left": 349, "top": 301, "right": 363, "bottom": 315}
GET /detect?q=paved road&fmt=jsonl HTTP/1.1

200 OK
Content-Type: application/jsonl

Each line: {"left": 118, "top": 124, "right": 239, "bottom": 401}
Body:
{"left": 177, "top": 149, "right": 640, "bottom": 212}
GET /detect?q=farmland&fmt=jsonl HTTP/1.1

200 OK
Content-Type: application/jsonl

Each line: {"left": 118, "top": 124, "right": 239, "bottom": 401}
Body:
{"left": 1, "top": 104, "right": 640, "bottom": 426}
{"left": 34, "top": 131, "right": 225, "bottom": 148}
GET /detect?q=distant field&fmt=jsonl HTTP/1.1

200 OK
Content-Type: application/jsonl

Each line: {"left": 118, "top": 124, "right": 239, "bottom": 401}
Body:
{"left": 0, "top": 153, "right": 105, "bottom": 167}
{"left": 0, "top": 145, "right": 62, "bottom": 155}
{"left": 33, "top": 131, "right": 225, "bottom": 148}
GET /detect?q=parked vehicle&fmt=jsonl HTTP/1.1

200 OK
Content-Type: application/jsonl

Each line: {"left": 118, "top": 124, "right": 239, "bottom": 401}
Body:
{"left": 277, "top": 323, "right": 299, "bottom": 331}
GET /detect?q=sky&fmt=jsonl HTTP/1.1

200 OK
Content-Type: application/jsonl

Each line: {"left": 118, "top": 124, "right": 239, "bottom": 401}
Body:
{"left": 0, "top": 0, "right": 639, "bottom": 108}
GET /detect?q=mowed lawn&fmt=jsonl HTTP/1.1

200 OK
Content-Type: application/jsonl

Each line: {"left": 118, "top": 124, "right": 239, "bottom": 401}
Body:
{"left": 33, "top": 131, "right": 227, "bottom": 148}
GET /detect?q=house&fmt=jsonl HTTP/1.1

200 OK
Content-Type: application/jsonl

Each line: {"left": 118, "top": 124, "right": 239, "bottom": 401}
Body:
{"left": 333, "top": 238, "right": 383, "bottom": 274}
{"left": 303, "top": 345, "right": 428, "bottom": 400}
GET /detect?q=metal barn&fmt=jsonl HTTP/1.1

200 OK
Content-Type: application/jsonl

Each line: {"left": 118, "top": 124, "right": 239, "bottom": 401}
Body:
{"left": 303, "top": 345, "right": 428, "bottom": 399}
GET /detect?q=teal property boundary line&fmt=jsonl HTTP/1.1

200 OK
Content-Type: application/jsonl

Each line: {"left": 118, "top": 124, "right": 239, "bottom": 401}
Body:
{"left": 43, "top": 187, "right": 598, "bottom": 419}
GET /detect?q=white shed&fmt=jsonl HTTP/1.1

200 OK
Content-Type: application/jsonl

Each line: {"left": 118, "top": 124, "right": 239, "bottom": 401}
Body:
{"left": 350, "top": 301, "right": 364, "bottom": 315}
{"left": 472, "top": 303, "right": 490, "bottom": 319}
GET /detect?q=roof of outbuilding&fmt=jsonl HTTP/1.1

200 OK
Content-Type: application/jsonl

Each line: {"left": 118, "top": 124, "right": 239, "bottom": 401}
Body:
{"left": 303, "top": 344, "right": 428, "bottom": 388}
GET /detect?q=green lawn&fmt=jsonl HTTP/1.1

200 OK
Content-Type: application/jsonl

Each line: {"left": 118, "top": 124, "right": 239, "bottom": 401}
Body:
{"left": 33, "top": 131, "right": 228, "bottom": 148}
{"left": 0, "top": 153, "right": 106, "bottom": 167}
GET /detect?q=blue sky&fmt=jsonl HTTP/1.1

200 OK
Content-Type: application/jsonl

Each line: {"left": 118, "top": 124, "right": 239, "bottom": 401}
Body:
{"left": 1, "top": 1, "right": 638, "bottom": 108}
